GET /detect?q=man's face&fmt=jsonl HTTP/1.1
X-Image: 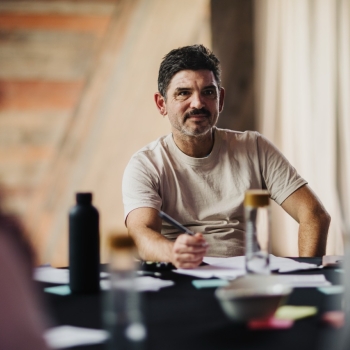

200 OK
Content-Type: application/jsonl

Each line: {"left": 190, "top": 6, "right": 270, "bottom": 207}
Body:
{"left": 155, "top": 69, "right": 224, "bottom": 137}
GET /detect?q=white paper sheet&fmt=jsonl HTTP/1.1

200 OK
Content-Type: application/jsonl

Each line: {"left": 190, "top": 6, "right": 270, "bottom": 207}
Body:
{"left": 176, "top": 264, "right": 245, "bottom": 279}
{"left": 34, "top": 266, "right": 174, "bottom": 292}
{"left": 44, "top": 325, "right": 109, "bottom": 349}
{"left": 100, "top": 276, "right": 174, "bottom": 292}
{"left": 269, "top": 274, "right": 331, "bottom": 287}
{"left": 269, "top": 256, "right": 319, "bottom": 273}
{"left": 33, "top": 266, "right": 109, "bottom": 284}
{"left": 203, "top": 256, "right": 245, "bottom": 269}
{"left": 34, "top": 266, "right": 69, "bottom": 284}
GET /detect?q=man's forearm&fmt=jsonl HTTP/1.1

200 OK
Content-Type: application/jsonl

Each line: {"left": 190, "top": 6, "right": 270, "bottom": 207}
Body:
{"left": 127, "top": 207, "right": 208, "bottom": 268}
{"left": 126, "top": 207, "right": 175, "bottom": 262}
{"left": 129, "top": 226, "right": 209, "bottom": 269}
{"left": 281, "top": 185, "right": 331, "bottom": 257}
{"left": 298, "top": 211, "right": 330, "bottom": 257}
{"left": 130, "top": 226, "right": 174, "bottom": 262}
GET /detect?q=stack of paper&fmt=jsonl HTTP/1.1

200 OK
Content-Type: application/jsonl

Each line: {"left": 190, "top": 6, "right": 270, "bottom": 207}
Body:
{"left": 175, "top": 255, "right": 330, "bottom": 287}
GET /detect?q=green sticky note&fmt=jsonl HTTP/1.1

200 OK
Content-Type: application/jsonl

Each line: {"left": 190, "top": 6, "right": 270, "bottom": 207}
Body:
{"left": 275, "top": 305, "right": 317, "bottom": 321}
{"left": 318, "top": 285, "right": 344, "bottom": 295}
{"left": 44, "top": 285, "right": 71, "bottom": 296}
{"left": 192, "top": 279, "right": 229, "bottom": 289}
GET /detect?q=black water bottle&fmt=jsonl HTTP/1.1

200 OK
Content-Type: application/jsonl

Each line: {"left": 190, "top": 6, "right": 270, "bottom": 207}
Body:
{"left": 69, "top": 192, "right": 100, "bottom": 293}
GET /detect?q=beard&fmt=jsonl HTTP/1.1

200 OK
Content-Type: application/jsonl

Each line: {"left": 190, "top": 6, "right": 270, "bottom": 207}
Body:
{"left": 180, "top": 108, "right": 214, "bottom": 137}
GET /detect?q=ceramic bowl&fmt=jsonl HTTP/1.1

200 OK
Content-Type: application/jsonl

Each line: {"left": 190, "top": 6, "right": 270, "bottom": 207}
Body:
{"left": 215, "top": 275, "right": 292, "bottom": 322}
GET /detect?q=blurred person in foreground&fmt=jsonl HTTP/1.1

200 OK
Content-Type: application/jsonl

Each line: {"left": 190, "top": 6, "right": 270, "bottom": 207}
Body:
{"left": 0, "top": 195, "right": 49, "bottom": 350}
{"left": 122, "top": 45, "right": 330, "bottom": 269}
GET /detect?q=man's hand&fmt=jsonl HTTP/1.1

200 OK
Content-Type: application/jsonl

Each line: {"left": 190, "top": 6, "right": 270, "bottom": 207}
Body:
{"left": 171, "top": 233, "right": 208, "bottom": 269}
{"left": 127, "top": 207, "right": 209, "bottom": 269}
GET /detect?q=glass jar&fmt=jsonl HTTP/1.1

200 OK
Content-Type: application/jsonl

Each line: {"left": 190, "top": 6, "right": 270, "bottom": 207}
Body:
{"left": 104, "top": 234, "right": 146, "bottom": 350}
{"left": 244, "top": 190, "right": 271, "bottom": 275}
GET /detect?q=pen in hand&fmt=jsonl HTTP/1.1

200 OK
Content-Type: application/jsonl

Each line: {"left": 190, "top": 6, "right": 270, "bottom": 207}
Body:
{"left": 158, "top": 211, "right": 194, "bottom": 236}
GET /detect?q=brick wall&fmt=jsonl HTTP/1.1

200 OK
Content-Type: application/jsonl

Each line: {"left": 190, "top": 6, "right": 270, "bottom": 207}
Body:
{"left": 0, "top": 0, "right": 211, "bottom": 266}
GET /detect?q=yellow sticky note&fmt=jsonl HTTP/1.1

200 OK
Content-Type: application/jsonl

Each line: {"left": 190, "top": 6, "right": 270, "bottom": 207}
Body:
{"left": 275, "top": 305, "right": 318, "bottom": 321}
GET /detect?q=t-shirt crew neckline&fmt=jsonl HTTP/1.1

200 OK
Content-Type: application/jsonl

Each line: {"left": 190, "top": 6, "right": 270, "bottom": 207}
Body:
{"left": 166, "top": 127, "right": 222, "bottom": 167}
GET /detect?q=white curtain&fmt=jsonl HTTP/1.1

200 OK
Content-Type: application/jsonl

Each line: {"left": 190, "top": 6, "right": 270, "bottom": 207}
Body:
{"left": 254, "top": 0, "right": 350, "bottom": 256}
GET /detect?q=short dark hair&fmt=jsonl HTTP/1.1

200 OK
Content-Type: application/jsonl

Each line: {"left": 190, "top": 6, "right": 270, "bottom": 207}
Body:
{"left": 158, "top": 44, "right": 221, "bottom": 98}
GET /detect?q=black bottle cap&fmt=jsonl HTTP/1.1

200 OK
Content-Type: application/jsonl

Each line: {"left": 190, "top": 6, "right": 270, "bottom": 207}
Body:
{"left": 76, "top": 192, "right": 92, "bottom": 204}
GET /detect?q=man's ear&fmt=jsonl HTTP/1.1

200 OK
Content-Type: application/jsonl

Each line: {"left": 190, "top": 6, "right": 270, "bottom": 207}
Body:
{"left": 154, "top": 92, "right": 167, "bottom": 116}
{"left": 219, "top": 87, "right": 225, "bottom": 112}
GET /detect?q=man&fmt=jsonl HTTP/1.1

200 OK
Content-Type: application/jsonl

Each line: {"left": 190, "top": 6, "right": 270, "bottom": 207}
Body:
{"left": 122, "top": 45, "right": 330, "bottom": 269}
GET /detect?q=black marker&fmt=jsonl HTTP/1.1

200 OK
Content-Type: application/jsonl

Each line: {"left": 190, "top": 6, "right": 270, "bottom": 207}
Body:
{"left": 159, "top": 211, "right": 194, "bottom": 236}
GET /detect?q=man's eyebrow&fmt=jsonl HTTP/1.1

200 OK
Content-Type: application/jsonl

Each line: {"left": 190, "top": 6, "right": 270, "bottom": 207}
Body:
{"left": 174, "top": 87, "right": 192, "bottom": 92}
{"left": 174, "top": 84, "right": 217, "bottom": 92}
{"left": 202, "top": 84, "right": 217, "bottom": 89}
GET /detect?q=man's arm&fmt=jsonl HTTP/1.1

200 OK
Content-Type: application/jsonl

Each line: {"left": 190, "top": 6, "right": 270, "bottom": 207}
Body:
{"left": 126, "top": 207, "right": 208, "bottom": 268}
{"left": 281, "top": 184, "right": 330, "bottom": 256}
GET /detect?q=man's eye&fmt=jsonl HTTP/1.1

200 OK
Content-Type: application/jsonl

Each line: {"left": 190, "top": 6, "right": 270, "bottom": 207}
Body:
{"left": 203, "top": 89, "right": 216, "bottom": 97}
{"left": 175, "top": 91, "right": 190, "bottom": 100}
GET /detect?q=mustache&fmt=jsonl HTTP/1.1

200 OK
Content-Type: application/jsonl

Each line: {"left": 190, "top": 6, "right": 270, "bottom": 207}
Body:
{"left": 184, "top": 108, "right": 211, "bottom": 120}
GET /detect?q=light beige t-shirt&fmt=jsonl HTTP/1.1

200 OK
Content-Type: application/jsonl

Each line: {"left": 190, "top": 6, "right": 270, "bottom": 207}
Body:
{"left": 122, "top": 128, "right": 307, "bottom": 257}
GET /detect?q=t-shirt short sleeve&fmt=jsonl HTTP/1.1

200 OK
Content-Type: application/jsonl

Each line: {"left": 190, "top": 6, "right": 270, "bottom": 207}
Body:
{"left": 256, "top": 133, "right": 308, "bottom": 205}
{"left": 122, "top": 153, "right": 162, "bottom": 221}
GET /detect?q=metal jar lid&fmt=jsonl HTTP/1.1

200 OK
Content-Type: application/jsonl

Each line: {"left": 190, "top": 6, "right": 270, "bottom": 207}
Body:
{"left": 109, "top": 234, "right": 135, "bottom": 250}
{"left": 244, "top": 190, "right": 270, "bottom": 207}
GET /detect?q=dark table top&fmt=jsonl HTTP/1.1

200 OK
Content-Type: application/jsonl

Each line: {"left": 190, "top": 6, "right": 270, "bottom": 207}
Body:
{"left": 38, "top": 257, "right": 344, "bottom": 350}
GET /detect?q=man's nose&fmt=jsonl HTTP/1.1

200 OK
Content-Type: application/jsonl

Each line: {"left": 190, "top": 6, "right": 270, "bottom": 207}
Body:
{"left": 190, "top": 92, "right": 205, "bottom": 109}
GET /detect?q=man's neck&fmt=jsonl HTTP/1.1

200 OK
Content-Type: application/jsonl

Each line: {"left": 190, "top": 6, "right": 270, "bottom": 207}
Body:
{"left": 172, "top": 128, "right": 215, "bottom": 158}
